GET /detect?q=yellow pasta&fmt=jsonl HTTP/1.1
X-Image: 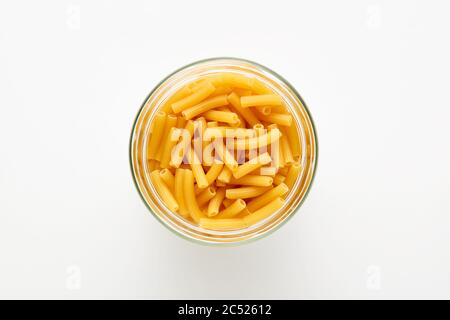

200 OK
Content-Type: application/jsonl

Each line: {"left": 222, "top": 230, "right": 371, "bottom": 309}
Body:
{"left": 199, "top": 218, "right": 247, "bottom": 231}
{"left": 256, "top": 113, "right": 292, "bottom": 127}
{"left": 160, "top": 127, "right": 181, "bottom": 168}
{"left": 181, "top": 94, "right": 229, "bottom": 120}
{"left": 226, "top": 186, "right": 271, "bottom": 199}
{"left": 174, "top": 169, "right": 189, "bottom": 218}
{"left": 183, "top": 169, "right": 205, "bottom": 223}
{"left": 241, "top": 94, "right": 283, "bottom": 107}
{"left": 155, "top": 114, "right": 177, "bottom": 161}
{"left": 202, "top": 110, "right": 239, "bottom": 125}
{"left": 147, "top": 111, "right": 166, "bottom": 160}
{"left": 196, "top": 186, "right": 216, "bottom": 208}
{"left": 230, "top": 175, "right": 273, "bottom": 187}
{"left": 160, "top": 86, "right": 192, "bottom": 114}
{"left": 273, "top": 174, "right": 286, "bottom": 186}
{"left": 255, "top": 106, "right": 271, "bottom": 116}
{"left": 176, "top": 116, "right": 186, "bottom": 129}
{"left": 244, "top": 197, "right": 285, "bottom": 226}
{"left": 286, "top": 122, "right": 301, "bottom": 158}
{"left": 144, "top": 71, "right": 307, "bottom": 231}
{"left": 215, "top": 199, "right": 247, "bottom": 219}
{"left": 217, "top": 166, "right": 232, "bottom": 183}
{"left": 227, "top": 92, "right": 260, "bottom": 127}
{"left": 171, "top": 81, "right": 215, "bottom": 113}
{"left": 207, "top": 188, "right": 226, "bottom": 217}
{"left": 284, "top": 162, "right": 301, "bottom": 190}
{"left": 246, "top": 183, "right": 289, "bottom": 213}
{"left": 188, "top": 147, "right": 208, "bottom": 189}
{"left": 233, "top": 152, "right": 272, "bottom": 179}
{"left": 279, "top": 134, "right": 294, "bottom": 166}
{"left": 150, "top": 170, "right": 179, "bottom": 212}
{"left": 234, "top": 128, "right": 281, "bottom": 150}
{"left": 159, "top": 168, "right": 175, "bottom": 191}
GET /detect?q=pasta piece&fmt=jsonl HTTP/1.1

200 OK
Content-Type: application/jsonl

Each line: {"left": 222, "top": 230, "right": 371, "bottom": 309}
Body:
{"left": 181, "top": 95, "right": 229, "bottom": 120}
{"left": 188, "top": 147, "right": 208, "bottom": 189}
{"left": 196, "top": 186, "right": 216, "bottom": 208}
{"left": 207, "top": 188, "right": 226, "bottom": 217}
{"left": 246, "top": 183, "right": 289, "bottom": 213}
{"left": 155, "top": 114, "right": 177, "bottom": 161}
{"left": 202, "top": 110, "right": 239, "bottom": 125}
{"left": 233, "top": 152, "right": 272, "bottom": 179}
{"left": 199, "top": 218, "right": 247, "bottom": 231}
{"left": 241, "top": 94, "right": 283, "bottom": 107}
{"left": 227, "top": 92, "right": 260, "bottom": 127}
{"left": 160, "top": 86, "right": 192, "bottom": 114}
{"left": 230, "top": 175, "right": 273, "bottom": 187}
{"left": 217, "top": 166, "right": 232, "bottom": 183}
{"left": 244, "top": 197, "right": 285, "bottom": 226}
{"left": 148, "top": 159, "right": 160, "bottom": 171}
{"left": 169, "top": 121, "right": 194, "bottom": 168}
{"left": 160, "top": 127, "right": 181, "bottom": 168}
{"left": 174, "top": 169, "right": 189, "bottom": 218}
{"left": 226, "top": 186, "right": 271, "bottom": 199}
{"left": 207, "top": 121, "right": 218, "bottom": 127}
{"left": 171, "top": 81, "right": 215, "bottom": 113}
{"left": 255, "top": 106, "right": 271, "bottom": 116}
{"left": 222, "top": 198, "right": 234, "bottom": 208}
{"left": 286, "top": 122, "right": 301, "bottom": 158}
{"left": 147, "top": 111, "right": 166, "bottom": 160}
{"left": 234, "top": 128, "right": 281, "bottom": 150}
{"left": 176, "top": 116, "right": 186, "bottom": 128}
{"left": 214, "top": 142, "right": 238, "bottom": 172}
{"left": 279, "top": 134, "right": 294, "bottom": 166}
{"left": 284, "top": 162, "right": 301, "bottom": 190}
{"left": 183, "top": 169, "right": 205, "bottom": 223}
{"left": 256, "top": 113, "right": 292, "bottom": 127}
{"left": 215, "top": 199, "right": 247, "bottom": 219}
{"left": 273, "top": 174, "right": 286, "bottom": 186}
{"left": 150, "top": 170, "right": 179, "bottom": 212}
{"left": 159, "top": 168, "right": 175, "bottom": 191}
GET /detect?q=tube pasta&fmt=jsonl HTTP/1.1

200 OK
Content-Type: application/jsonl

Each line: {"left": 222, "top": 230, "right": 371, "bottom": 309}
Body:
{"left": 147, "top": 111, "right": 166, "bottom": 160}
{"left": 227, "top": 92, "right": 260, "bottom": 127}
{"left": 174, "top": 169, "right": 189, "bottom": 218}
{"left": 256, "top": 113, "right": 292, "bottom": 127}
{"left": 145, "top": 72, "right": 306, "bottom": 231}
{"left": 155, "top": 114, "right": 177, "bottom": 161}
{"left": 226, "top": 186, "right": 272, "bottom": 199}
{"left": 241, "top": 94, "right": 283, "bottom": 107}
{"left": 207, "top": 188, "right": 226, "bottom": 217}
{"left": 246, "top": 183, "right": 289, "bottom": 213}
{"left": 171, "top": 81, "right": 215, "bottom": 113}
{"left": 196, "top": 186, "right": 216, "bottom": 208}
{"left": 233, "top": 152, "right": 272, "bottom": 179}
{"left": 199, "top": 218, "right": 247, "bottom": 231}
{"left": 230, "top": 175, "right": 273, "bottom": 187}
{"left": 244, "top": 197, "right": 285, "bottom": 226}
{"left": 202, "top": 110, "right": 239, "bottom": 124}
{"left": 150, "top": 170, "right": 179, "bottom": 212}
{"left": 159, "top": 168, "right": 175, "bottom": 191}
{"left": 215, "top": 199, "right": 247, "bottom": 219}
{"left": 183, "top": 169, "right": 205, "bottom": 223}
{"left": 284, "top": 162, "right": 301, "bottom": 190}
{"left": 181, "top": 95, "right": 229, "bottom": 120}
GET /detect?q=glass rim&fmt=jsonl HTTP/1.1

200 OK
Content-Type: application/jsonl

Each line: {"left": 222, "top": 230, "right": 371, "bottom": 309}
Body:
{"left": 129, "top": 57, "right": 319, "bottom": 246}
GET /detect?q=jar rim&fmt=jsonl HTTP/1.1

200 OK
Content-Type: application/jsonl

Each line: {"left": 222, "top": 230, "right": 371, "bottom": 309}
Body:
{"left": 129, "top": 57, "right": 318, "bottom": 246}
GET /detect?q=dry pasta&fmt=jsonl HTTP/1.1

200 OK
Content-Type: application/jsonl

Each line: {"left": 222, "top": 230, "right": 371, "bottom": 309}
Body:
{"left": 145, "top": 72, "right": 303, "bottom": 231}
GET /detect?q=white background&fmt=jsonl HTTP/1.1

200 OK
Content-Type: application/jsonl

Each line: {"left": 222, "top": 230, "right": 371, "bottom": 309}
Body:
{"left": 1, "top": 0, "right": 449, "bottom": 299}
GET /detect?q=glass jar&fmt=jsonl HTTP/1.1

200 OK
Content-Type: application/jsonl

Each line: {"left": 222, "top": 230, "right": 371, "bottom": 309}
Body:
{"left": 130, "top": 58, "right": 318, "bottom": 245}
